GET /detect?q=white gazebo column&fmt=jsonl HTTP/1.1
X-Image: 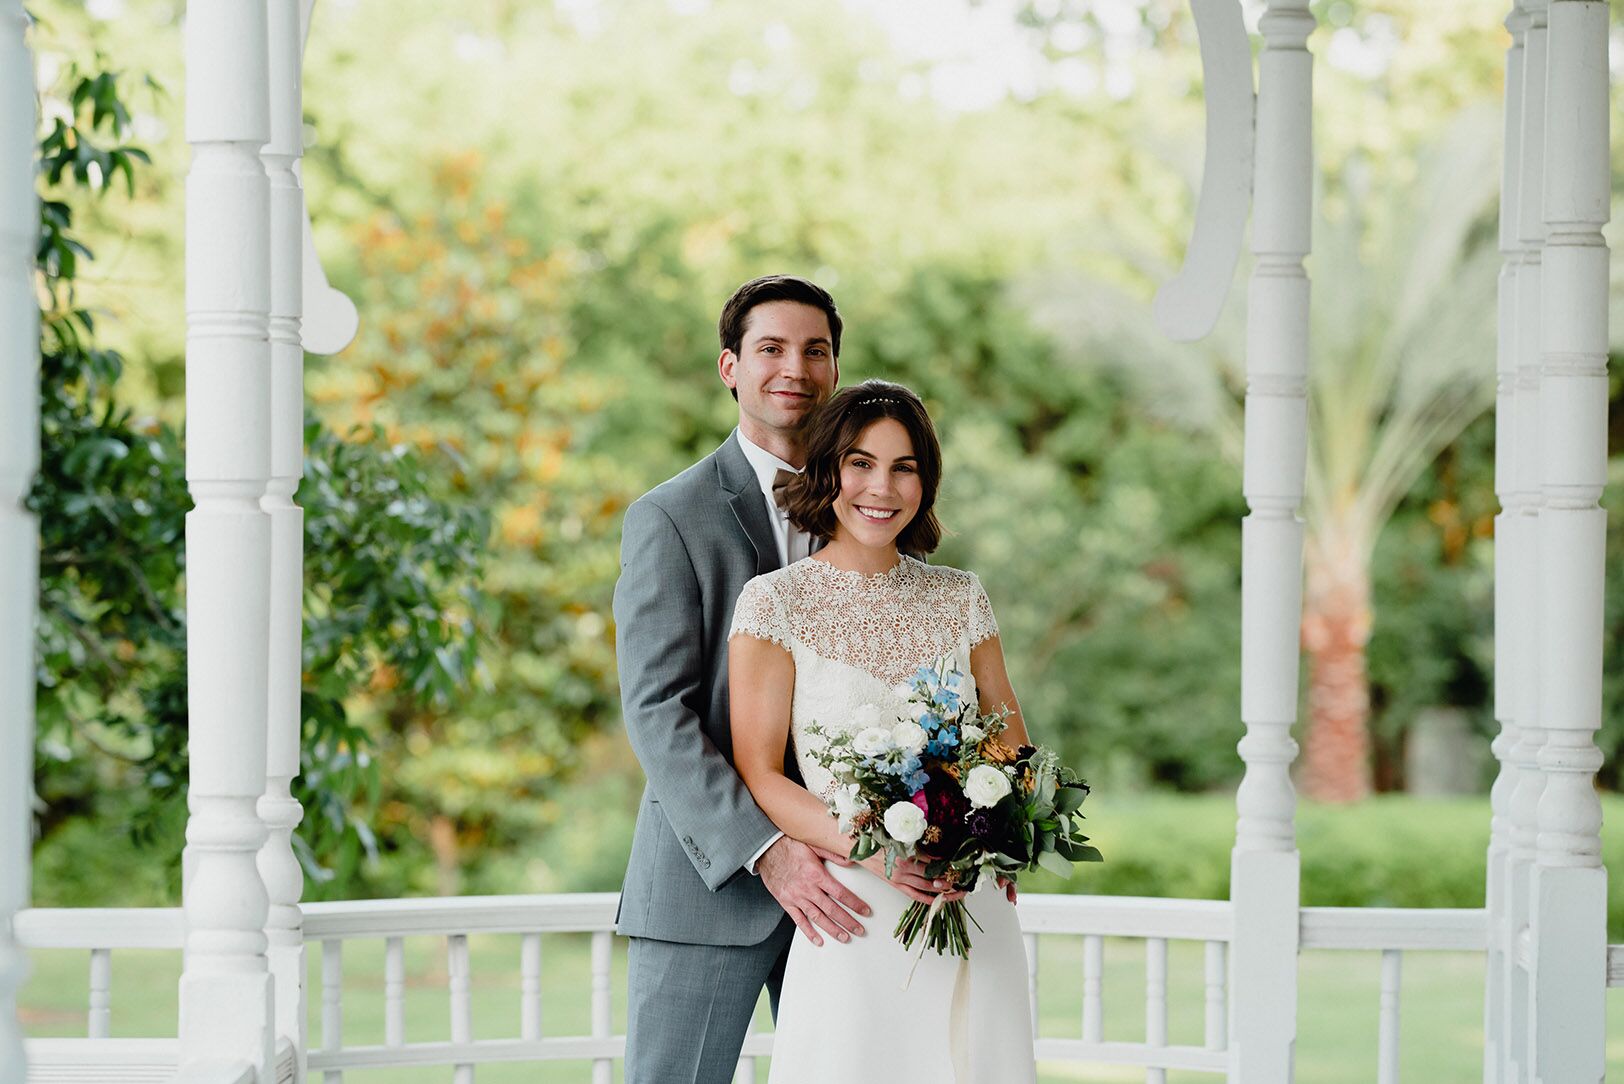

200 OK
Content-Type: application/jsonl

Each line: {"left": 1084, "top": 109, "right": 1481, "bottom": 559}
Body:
{"left": 178, "top": 0, "right": 276, "bottom": 1079}
{"left": 0, "top": 4, "right": 39, "bottom": 1081}
{"left": 1527, "top": 4, "right": 1610, "bottom": 1081}
{"left": 1483, "top": 3, "right": 1528, "bottom": 1081}
{"left": 1500, "top": 3, "right": 1549, "bottom": 1080}
{"left": 256, "top": 0, "right": 308, "bottom": 1062}
{"left": 1228, "top": 3, "right": 1312, "bottom": 1082}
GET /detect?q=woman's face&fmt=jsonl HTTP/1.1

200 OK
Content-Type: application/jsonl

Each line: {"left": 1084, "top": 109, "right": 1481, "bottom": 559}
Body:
{"left": 830, "top": 418, "right": 924, "bottom": 551}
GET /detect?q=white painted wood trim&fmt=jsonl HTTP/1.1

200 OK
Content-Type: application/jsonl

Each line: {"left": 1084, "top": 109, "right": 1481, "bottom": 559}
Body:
{"left": 0, "top": 1, "right": 39, "bottom": 1078}
{"left": 1298, "top": 908, "right": 1485, "bottom": 952}
{"left": 179, "top": 0, "right": 277, "bottom": 1076}
{"left": 24, "top": 1038, "right": 178, "bottom": 1082}
{"left": 15, "top": 908, "right": 185, "bottom": 949}
{"left": 590, "top": 931, "right": 612, "bottom": 1084}
{"left": 1376, "top": 950, "right": 1401, "bottom": 1084}
{"left": 1153, "top": 0, "right": 1254, "bottom": 343}
{"left": 302, "top": 893, "right": 622, "bottom": 938}
{"left": 1231, "top": 5, "right": 1313, "bottom": 1081}
{"left": 1015, "top": 895, "right": 1232, "bottom": 939}
{"left": 1032, "top": 1040, "right": 1229, "bottom": 1073}
{"left": 1604, "top": 944, "right": 1624, "bottom": 987}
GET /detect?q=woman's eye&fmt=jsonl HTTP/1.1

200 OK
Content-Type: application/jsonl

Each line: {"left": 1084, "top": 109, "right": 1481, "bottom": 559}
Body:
{"left": 850, "top": 459, "right": 871, "bottom": 469}
{"left": 895, "top": 464, "right": 915, "bottom": 473}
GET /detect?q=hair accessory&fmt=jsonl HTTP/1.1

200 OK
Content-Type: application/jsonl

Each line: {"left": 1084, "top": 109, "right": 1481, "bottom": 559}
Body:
{"left": 859, "top": 395, "right": 900, "bottom": 406}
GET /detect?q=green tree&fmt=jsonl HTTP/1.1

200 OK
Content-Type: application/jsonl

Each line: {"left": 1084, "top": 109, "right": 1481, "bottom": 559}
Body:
{"left": 1032, "top": 108, "right": 1502, "bottom": 800}
{"left": 29, "top": 56, "right": 489, "bottom": 899}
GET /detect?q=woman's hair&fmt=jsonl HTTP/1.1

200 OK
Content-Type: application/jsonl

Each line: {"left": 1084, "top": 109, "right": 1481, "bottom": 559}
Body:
{"left": 784, "top": 379, "right": 943, "bottom": 554}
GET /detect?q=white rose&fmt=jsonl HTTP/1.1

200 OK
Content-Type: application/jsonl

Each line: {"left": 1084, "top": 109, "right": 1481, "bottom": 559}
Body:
{"left": 961, "top": 724, "right": 986, "bottom": 744}
{"left": 853, "top": 727, "right": 893, "bottom": 758}
{"left": 890, "top": 721, "right": 928, "bottom": 758}
{"left": 965, "top": 764, "right": 1013, "bottom": 809}
{"left": 882, "top": 801, "right": 928, "bottom": 845}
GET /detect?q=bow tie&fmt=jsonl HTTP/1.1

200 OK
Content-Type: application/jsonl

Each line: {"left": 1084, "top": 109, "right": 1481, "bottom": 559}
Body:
{"left": 771, "top": 468, "right": 798, "bottom": 511}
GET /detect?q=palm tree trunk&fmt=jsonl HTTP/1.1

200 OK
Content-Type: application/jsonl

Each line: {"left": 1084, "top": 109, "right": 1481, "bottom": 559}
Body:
{"left": 1299, "top": 556, "right": 1373, "bottom": 802}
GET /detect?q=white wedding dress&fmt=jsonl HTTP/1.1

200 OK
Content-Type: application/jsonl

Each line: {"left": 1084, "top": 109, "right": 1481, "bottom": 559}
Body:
{"left": 729, "top": 555, "right": 1038, "bottom": 1084}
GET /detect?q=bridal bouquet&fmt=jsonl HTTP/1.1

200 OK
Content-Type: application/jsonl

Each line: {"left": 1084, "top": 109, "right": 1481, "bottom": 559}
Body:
{"left": 802, "top": 658, "right": 1101, "bottom": 960}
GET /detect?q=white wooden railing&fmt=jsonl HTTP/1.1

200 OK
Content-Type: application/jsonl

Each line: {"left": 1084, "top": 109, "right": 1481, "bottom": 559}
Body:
{"left": 15, "top": 895, "right": 1521, "bottom": 1084}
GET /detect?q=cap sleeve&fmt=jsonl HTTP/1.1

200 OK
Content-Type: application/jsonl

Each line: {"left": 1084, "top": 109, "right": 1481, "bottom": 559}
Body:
{"left": 967, "top": 572, "right": 1000, "bottom": 647}
{"left": 729, "top": 574, "right": 793, "bottom": 651}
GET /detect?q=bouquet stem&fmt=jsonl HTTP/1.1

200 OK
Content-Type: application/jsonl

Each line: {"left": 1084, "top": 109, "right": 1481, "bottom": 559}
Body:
{"left": 894, "top": 898, "right": 983, "bottom": 960}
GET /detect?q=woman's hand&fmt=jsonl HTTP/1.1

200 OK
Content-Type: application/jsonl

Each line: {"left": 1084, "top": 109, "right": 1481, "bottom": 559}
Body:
{"left": 996, "top": 874, "right": 1018, "bottom": 905}
{"left": 859, "top": 852, "right": 966, "bottom": 905}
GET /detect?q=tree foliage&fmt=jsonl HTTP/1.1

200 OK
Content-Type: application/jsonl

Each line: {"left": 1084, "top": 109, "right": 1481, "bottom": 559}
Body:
{"left": 29, "top": 55, "right": 488, "bottom": 900}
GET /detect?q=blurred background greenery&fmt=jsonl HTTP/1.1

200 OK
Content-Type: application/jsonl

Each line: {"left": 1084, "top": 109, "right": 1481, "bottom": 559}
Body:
{"left": 21, "top": 0, "right": 1624, "bottom": 927}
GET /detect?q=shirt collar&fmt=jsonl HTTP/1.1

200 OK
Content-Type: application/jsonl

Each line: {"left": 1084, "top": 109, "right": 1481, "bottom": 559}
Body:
{"left": 734, "top": 428, "right": 801, "bottom": 501}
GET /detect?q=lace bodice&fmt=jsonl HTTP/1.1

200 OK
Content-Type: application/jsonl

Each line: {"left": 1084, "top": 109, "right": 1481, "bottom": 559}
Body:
{"left": 728, "top": 556, "right": 1000, "bottom": 798}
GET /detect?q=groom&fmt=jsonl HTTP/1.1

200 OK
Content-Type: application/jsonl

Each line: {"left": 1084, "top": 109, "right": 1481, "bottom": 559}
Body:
{"left": 613, "top": 275, "right": 874, "bottom": 1083}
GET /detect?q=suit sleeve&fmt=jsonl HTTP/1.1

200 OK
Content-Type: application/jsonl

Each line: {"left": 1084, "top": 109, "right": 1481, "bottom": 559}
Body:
{"left": 613, "top": 497, "right": 781, "bottom": 890}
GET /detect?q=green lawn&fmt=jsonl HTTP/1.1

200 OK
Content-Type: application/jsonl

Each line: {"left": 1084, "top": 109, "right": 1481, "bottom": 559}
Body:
{"left": 21, "top": 929, "right": 1624, "bottom": 1083}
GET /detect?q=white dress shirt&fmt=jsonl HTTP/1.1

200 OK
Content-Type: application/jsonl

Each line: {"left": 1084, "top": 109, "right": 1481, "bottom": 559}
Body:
{"left": 735, "top": 428, "right": 815, "bottom": 566}
{"left": 733, "top": 428, "right": 813, "bottom": 873}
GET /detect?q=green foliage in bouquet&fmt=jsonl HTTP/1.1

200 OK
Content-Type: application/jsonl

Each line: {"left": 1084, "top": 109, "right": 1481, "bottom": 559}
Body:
{"left": 806, "top": 659, "right": 1101, "bottom": 958}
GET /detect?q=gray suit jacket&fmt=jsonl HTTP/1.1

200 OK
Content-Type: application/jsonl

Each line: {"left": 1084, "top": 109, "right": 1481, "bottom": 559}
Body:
{"left": 612, "top": 432, "right": 795, "bottom": 946}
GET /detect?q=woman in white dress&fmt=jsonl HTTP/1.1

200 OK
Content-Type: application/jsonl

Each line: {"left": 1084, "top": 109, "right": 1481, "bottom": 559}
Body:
{"left": 729, "top": 379, "right": 1039, "bottom": 1083}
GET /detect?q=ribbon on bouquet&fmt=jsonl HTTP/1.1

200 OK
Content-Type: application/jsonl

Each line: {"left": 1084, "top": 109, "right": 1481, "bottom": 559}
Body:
{"left": 901, "top": 880, "right": 988, "bottom": 1084}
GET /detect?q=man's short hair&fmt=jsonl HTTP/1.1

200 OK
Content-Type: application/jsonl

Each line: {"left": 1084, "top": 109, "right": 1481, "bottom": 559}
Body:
{"left": 718, "top": 275, "right": 843, "bottom": 359}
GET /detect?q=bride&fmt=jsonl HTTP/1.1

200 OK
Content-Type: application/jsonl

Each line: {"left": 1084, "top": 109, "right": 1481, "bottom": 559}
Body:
{"left": 728, "top": 379, "right": 1039, "bottom": 1083}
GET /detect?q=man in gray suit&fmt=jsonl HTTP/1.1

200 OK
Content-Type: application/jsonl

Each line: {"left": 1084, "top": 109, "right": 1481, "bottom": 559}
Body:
{"left": 613, "top": 276, "right": 874, "bottom": 1083}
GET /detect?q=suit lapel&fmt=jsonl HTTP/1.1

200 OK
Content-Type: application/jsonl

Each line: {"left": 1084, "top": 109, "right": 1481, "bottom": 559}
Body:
{"left": 716, "top": 433, "right": 781, "bottom": 577}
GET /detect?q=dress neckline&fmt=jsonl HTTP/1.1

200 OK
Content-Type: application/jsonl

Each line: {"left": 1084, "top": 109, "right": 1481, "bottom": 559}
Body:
{"left": 800, "top": 553, "right": 915, "bottom": 586}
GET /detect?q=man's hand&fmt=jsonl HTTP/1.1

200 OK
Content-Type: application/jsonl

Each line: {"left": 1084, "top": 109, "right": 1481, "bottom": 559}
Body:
{"left": 756, "top": 837, "right": 872, "bottom": 947}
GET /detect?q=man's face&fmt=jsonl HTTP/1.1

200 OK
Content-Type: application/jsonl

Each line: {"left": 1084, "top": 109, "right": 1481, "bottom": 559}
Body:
{"left": 719, "top": 300, "right": 839, "bottom": 442}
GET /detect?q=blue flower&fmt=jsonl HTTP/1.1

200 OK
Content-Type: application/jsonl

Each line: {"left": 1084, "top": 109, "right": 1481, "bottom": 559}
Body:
{"left": 919, "top": 712, "right": 942, "bottom": 732}
{"left": 936, "top": 690, "right": 962, "bottom": 712}
{"left": 903, "top": 767, "right": 930, "bottom": 793}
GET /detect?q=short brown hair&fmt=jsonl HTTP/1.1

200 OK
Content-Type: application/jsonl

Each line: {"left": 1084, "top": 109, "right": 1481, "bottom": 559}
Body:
{"left": 718, "top": 275, "right": 843, "bottom": 358}
{"left": 783, "top": 380, "right": 943, "bottom": 554}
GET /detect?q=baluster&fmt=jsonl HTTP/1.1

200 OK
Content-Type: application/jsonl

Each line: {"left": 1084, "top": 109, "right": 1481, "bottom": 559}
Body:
{"left": 0, "top": 3, "right": 39, "bottom": 1077}
{"left": 321, "top": 940, "right": 343, "bottom": 1084}
{"left": 591, "top": 931, "right": 613, "bottom": 1084}
{"left": 1484, "top": 3, "right": 1529, "bottom": 1078}
{"left": 177, "top": 0, "right": 276, "bottom": 1077}
{"left": 1231, "top": 5, "right": 1313, "bottom": 1083}
{"left": 255, "top": 0, "right": 309, "bottom": 1062}
{"left": 449, "top": 934, "right": 473, "bottom": 1084}
{"left": 384, "top": 937, "right": 405, "bottom": 1047}
{"left": 1376, "top": 949, "right": 1401, "bottom": 1084}
{"left": 1529, "top": 6, "right": 1611, "bottom": 1083}
{"left": 1145, "top": 938, "right": 1167, "bottom": 1084}
{"left": 87, "top": 949, "right": 111, "bottom": 1039}
{"left": 520, "top": 933, "right": 542, "bottom": 1041}
{"left": 1203, "top": 941, "right": 1226, "bottom": 1051}
{"left": 1082, "top": 934, "right": 1103, "bottom": 1043}
{"left": 1024, "top": 932, "right": 1039, "bottom": 1037}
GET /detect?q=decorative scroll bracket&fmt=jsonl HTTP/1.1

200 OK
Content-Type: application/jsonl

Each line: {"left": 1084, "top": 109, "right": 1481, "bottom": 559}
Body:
{"left": 1153, "top": 0, "right": 1255, "bottom": 343}
{"left": 297, "top": 0, "right": 359, "bottom": 356}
